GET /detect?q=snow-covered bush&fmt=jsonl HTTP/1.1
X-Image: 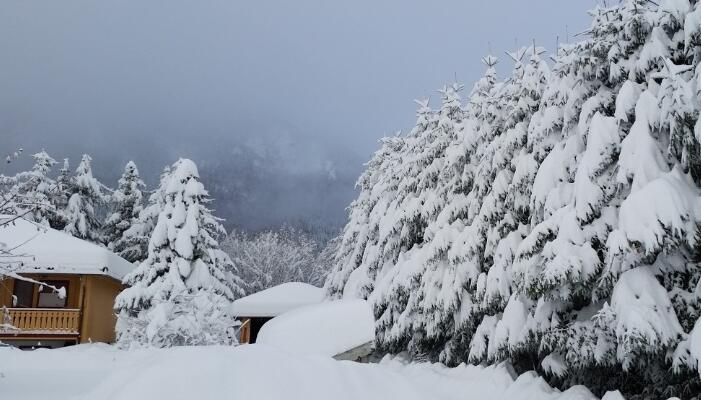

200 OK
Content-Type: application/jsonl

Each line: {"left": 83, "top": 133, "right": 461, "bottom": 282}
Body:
{"left": 115, "top": 158, "right": 244, "bottom": 348}
{"left": 325, "top": 1, "right": 701, "bottom": 397}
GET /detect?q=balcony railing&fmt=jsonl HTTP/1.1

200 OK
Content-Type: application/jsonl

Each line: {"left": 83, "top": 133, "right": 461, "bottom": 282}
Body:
{"left": 0, "top": 308, "right": 80, "bottom": 335}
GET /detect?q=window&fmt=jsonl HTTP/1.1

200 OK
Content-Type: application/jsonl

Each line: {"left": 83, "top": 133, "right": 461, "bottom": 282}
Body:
{"left": 12, "top": 280, "right": 34, "bottom": 308}
{"left": 37, "top": 280, "right": 69, "bottom": 308}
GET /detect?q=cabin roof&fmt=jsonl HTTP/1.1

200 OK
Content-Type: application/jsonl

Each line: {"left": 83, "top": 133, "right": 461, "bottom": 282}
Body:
{"left": 0, "top": 216, "right": 135, "bottom": 281}
{"left": 231, "top": 282, "right": 324, "bottom": 318}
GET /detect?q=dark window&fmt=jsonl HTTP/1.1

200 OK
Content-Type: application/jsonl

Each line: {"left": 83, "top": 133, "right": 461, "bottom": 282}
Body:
{"left": 12, "top": 280, "right": 34, "bottom": 308}
{"left": 37, "top": 280, "right": 69, "bottom": 308}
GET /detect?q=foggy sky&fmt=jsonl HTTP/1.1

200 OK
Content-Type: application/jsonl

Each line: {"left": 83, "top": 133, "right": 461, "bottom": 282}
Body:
{"left": 0, "top": 1, "right": 591, "bottom": 232}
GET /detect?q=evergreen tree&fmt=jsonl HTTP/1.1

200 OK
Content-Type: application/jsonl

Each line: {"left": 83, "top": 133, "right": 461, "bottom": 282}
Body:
{"left": 104, "top": 161, "right": 146, "bottom": 254}
{"left": 49, "top": 158, "right": 72, "bottom": 230}
{"left": 115, "top": 158, "right": 243, "bottom": 347}
{"left": 63, "top": 154, "right": 106, "bottom": 243}
{"left": 7, "top": 150, "right": 58, "bottom": 226}
{"left": 114, "top": 166, "right": 171, "bottom": 263}
{"left": 325, "top": 1, "right": 701, "bottom": 396}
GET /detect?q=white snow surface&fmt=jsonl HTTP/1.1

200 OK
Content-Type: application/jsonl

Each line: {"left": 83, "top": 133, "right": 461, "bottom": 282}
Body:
{"left": 0, "top": 216, "right": 134, "bottom": 280}
{"left": 0, "top": 343, "right": 606, "bottom": 400}
{"left": 257, "top": 299, "right": 375, "bottom": 357}
{"left": 231, "top": 282, "right": 324, "bottom": 317}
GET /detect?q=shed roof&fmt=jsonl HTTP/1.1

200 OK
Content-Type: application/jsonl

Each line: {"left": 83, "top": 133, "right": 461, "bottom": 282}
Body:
{"left": 231, "top": 282, "right": 324, "bottom": 318}
{"left": 256, "top": 299, "right": 375, "bottom": 358}
{"left": 0, "top": 216, "right": 135, "bottom": 281}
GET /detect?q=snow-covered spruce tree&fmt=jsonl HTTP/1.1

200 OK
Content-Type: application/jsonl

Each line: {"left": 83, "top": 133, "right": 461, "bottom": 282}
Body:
{"left": 114, "top": 158, "right": 243, "bottom": 347}
{"left": 327, "top": 95, "right": 454, "bottom": 355}
{"left": 104, "top": 161, "right": 145, "bottom": 253}
{"left": 325, "top": 1, "right": 701, "bottom": 397}
{"left": 63, "top": 154, "right": 106, "bottom": 243}
{"left": 114, "top": 166, "right": 171, "bottom": 263}
{"left": 5, "top": 151, "right": 58, "bottom": 226}
{"left": 313, "top": 235, "right": 341, "bottom": 287}
{"left": 325, "top": 131, "right": 409, "bottom": 299}
{"left": 49, "top": 158, "right": 72, "bottom": 230}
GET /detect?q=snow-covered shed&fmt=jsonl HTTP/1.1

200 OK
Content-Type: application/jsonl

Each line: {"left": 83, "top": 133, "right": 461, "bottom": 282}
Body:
{"left": 231, "top": 282, "right": 324, "bottom": 343}
{"left": 257, "top": 299, "right": 376, "bottom": 362}
{"left": 0, "top": 217, "right": 135, "bottom": 348}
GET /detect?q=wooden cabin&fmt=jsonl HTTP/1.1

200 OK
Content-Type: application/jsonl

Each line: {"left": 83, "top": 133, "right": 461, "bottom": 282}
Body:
{"left": 231, "top": 282, "right": 324, "bottom": 344}
{"left": 0, "top": 217, "right": 134, "bottom": 349}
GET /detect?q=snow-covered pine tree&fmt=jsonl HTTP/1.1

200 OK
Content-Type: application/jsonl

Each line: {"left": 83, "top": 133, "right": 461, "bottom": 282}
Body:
{"left": 49, "top": 158, "right": 71, "bottom": 230}
{"left": 114, "top": 166, "right": 171, "bottom": 263}
{"left": 325, "top": 131, "right": 409, "bottom": 300}
{"left": 114, "top": 158, "right": 243, "bottom": 347}
{"left": 6, "top": 151, "right": 58, "bottom": 226}
{"left": 63, "top": 154, "right": 106, "bottom": 243}
{"left": 313, "top": 235, "right": 341, "bottom": 287}
{"left": 104, "top": 161, "right": 145, "bottom": 253}
{"left": 325, "top": 1, "right": 701, "bottom": 397}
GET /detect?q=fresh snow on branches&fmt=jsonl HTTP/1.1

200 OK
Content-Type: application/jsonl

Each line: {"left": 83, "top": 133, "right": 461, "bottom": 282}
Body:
{"left": 104, "top": 161, "right": 146, "bottom": 257}
{"left": 325, "top": 1, "right": 701, "bottom": 397}
{"left": 115, "top": 158, "right": 243, "bottom": 347}
{"left": 223, "top": 226, "right": 330, "bottom": 294}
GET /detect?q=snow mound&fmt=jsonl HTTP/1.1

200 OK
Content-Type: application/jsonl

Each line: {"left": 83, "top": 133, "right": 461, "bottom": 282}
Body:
{"left": 256, "top": 299, "right": 375, "bottom": 357}
{"left": 231, "top": 282, "right": 324, "bottom": 317}
{"left": 0, "top": 344, "right": 603, "bottom": 400}
{"left": 0, "top": 216, "right": 134, "bottom": 280}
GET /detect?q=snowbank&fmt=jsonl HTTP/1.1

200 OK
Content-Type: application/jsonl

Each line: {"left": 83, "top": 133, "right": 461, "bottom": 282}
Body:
{"left": 0, "top": 343, "right": 606, "bottom": 400}
{"left": 256, "top": 299, "right": 375, "bottom": 357}
{"left": 231, "top": 282, "right": 323, "bottom": 317}
{"left": 0, "top": 216, "right": 134, "bottom": 280}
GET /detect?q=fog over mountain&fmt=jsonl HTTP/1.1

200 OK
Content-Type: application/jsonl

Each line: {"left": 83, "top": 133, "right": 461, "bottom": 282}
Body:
{"left": 0, "top": 0, "right": 589, "bottom": 234}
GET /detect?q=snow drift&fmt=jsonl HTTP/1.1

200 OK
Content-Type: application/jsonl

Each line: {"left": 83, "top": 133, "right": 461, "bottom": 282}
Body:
{"left": 256, "top": 299, "right": 374, "bottom": 357}
{"left": 0, "top": 344, "right": 610, "bottom": 400}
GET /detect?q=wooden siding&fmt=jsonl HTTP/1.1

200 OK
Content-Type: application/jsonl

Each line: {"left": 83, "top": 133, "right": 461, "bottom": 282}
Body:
{"left": 239, "top": 318, "right": 251, "bottom": 344}
{"left": 0, "top": 274, "right": 124, "bottom": 345}
{"left": 80, "top": 275, "right": 123, "bottom": 343}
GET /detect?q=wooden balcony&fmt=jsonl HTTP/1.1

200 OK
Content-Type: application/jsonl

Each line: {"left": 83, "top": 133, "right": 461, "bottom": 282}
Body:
{"left": 0, "top": 308, "right": 81, "bottom": 336}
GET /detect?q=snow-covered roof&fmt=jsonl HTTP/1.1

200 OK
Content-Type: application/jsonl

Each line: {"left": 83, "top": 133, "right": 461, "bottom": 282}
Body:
{"left": 0, "top": 216, "right": 135, "bottom": 281}
{"left": 231, "top": 282, "right": 324, "bottom": 318}
{"left": 256, "top": 299, "right": 375, "bottom": 357}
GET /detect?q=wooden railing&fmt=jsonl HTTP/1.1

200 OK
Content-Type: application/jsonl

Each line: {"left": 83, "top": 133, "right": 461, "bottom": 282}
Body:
{"left": 0, "top": 308, "right": 80, "bottom": 334}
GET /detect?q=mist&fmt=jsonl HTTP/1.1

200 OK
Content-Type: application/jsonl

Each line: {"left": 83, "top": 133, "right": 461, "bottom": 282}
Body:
{"left": 0, "top": 0, "right": 591, "bottom": 233}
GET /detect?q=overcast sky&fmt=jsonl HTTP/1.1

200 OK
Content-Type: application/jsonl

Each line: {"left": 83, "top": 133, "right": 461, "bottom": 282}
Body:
{"left": 0, "top": 0, "right": 592, "bottom": 231}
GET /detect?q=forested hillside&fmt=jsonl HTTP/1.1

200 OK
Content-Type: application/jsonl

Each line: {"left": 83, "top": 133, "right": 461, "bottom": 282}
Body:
{"left": 325, "top": 1, "right": 701, "bottom": 397}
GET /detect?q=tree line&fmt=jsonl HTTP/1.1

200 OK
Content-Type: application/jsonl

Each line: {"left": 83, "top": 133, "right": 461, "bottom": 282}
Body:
{"left": 325, "top": 1, "right": 701, "bottom": 398}
{"left": 0, "top": 152, "right": 335, "bottom": 346}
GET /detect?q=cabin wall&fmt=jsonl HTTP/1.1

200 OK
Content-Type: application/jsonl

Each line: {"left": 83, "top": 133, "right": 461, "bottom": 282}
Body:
{"left": 0, "top": 277, "right": 13, "bottom": 306}
{"left": 80, "top": 275, "right": 123, "bottom": 343}
{"left": 0, "top": 275, "right": 81, "bottom": 308}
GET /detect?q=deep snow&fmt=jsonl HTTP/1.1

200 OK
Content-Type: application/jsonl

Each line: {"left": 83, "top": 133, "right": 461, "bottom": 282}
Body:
{"left": 0, "top": 343, "right": 615, "bottom": 400}
{"left": 231, "top": 282, "right": 324, "bottom": 317}
{"left": 0, "top": 215, "right": 134, "bottom": 280}
{"left": 257, "top": 299, "right": 375, "bottom": 357}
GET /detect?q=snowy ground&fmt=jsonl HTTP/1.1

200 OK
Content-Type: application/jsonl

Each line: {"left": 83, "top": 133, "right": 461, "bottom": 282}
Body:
{"left": 0, "top": 343, "right": 612, "bottom": 400}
